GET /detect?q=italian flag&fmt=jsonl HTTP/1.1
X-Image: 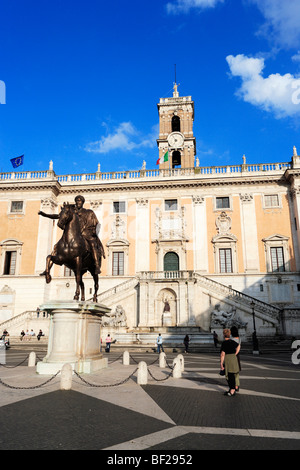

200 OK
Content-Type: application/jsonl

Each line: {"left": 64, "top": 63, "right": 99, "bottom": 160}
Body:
{"left": 156, "top": 151, "right": 168, "bottom": 165}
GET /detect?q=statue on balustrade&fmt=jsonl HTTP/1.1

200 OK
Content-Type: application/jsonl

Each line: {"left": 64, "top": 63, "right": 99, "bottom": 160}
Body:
{"left": 38, "top": 195, "right": 105, "bottom": 302}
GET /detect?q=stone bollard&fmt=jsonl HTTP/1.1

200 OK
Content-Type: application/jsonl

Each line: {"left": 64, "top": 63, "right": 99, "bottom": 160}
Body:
{"left": 28, "top": 352, "right": 36, "bottom": 367}
{"left": 159, "top": 352, "right": 166, "bottom": 368}
{"left": 60, "top": 363, "right": 73, "bottom": 390}
{"left": 137, "top": 361, "right": 148, "bottom": 385}
{"left": 123, "top": 350, "right": 130, "bottom": 365}
{"left": 176, "top": 354, "right": 184, "bottom": 372}
{"left": 172, "top": 357, "right": 182, "bottom": 379}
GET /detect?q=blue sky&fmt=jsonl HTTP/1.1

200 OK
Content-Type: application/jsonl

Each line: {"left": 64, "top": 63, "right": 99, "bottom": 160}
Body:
{"left": 1, "top": 0, "right": 300, "bottom": 175}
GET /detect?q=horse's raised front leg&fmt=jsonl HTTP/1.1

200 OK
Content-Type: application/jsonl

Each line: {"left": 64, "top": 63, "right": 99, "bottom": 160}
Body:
{"left": 39, "top": 255, "right": 53, "bottom": 284}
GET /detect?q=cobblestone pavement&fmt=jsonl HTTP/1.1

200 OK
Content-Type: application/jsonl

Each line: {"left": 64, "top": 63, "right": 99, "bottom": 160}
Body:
{"left": 0, "top": 348, "right": 299, "bottom": 456}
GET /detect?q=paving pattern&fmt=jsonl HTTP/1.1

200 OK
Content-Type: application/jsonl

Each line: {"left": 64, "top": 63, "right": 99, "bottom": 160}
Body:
{"left": 0, "top": 348, "right": 299, "bottom": 453}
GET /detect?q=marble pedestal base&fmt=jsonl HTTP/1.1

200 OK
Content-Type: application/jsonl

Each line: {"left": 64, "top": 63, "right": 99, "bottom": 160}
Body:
{"left": 36, "top": 301, "right": 111, "bottom": 375}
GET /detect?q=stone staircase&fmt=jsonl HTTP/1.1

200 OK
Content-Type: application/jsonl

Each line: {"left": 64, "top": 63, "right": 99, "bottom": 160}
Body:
{"left": 195, "top": 273, "right": 281, "bottom": 326}
{"left": 0, "top": 310, "right": 50, "bottom": 337}
{"left": 0, "top": 272, "right": 285, "bottom": 344}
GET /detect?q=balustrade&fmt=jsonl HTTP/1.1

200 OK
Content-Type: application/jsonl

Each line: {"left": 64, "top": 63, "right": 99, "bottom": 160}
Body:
{"left": 0, "top": 161, "right": 291, "bottom": 185}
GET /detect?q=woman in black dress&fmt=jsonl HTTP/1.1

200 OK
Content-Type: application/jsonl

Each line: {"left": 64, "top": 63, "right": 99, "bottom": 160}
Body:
{"left": 220, "top": 328, "right": 240, "bottom": 396}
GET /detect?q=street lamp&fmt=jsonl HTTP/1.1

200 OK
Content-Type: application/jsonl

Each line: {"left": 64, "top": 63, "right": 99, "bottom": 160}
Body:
{"left": 250, "top": 301, "right": 259, "bottom": 355}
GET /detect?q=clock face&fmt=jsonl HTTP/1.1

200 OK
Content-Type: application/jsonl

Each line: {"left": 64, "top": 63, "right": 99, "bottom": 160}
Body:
{"left": 168, "top": 132, "right": 184, "bottom": 148}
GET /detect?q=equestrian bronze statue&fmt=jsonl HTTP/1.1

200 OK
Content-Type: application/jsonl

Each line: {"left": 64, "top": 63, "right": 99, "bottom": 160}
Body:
{"left": 38, "top": 195, "right": 105, "bottom": 302}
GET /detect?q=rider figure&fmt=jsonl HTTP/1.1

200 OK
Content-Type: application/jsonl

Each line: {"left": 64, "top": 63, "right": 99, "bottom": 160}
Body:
{"left": 73, "top": 195, "right": 101, "bottom": 274}
{"left": 38, "top": 195, "right": 102, "bottom": 275}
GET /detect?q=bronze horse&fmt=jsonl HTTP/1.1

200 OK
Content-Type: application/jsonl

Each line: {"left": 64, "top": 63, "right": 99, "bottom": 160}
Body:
{"left": 40, "top": 203, "right": 105, "bottom": 302}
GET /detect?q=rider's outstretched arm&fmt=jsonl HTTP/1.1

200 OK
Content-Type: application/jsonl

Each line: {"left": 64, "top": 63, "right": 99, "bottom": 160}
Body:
{"left": 38, "top": 211, "right": 59, "bottom": 219}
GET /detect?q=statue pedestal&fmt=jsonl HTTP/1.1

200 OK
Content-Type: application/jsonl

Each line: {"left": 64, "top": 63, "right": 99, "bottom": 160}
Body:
{"left": 36, "top": 301, "right": 111, "bottom": 375}
{"left": 162, "top": 312, "right": 172, "bottom": 326}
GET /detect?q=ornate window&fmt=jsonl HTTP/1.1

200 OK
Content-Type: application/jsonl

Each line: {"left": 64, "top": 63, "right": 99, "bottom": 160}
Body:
{"left": 112, "top": 252, "right": 124, "bottom": 276}
{"left": 219, "top": 248, "right": 233, "bottom": 273}
{"left": 212, "top": 234, "right": 238, "bottom": 274}
{"left": 270, "top": 247, "right": 285, "bottom": 272}
{"left": 106, "top": 239, "right": 129, "bottom": 276}
{"left": 262, "top": 234, "right": 290, "bottom": 272}
{"left": 0, "top": 239, "right": 23, "bottom": 276}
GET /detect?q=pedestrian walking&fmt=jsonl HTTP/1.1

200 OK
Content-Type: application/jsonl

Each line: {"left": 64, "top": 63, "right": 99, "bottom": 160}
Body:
{"left": 105, "top": 334, "right": 112, "bottom": 352}
{"left": 230, "top": 325, "right": 241, "bottom": 391}
{"left": 213, "top": 331, "right": 219, "bottom": 348}
{"left": 183, "top": 334, "right": 190, "bottom": 353}
{"left": 156, "top": 333, "right": 164, "bottom": 353}
{"left": 220, "top": 328, "right": 240, "bottom": 396}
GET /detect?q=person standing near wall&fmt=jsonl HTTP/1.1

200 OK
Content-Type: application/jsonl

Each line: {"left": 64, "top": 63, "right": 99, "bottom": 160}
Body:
{"left": 156, "top": 333, "right": 164, "bottom": 353}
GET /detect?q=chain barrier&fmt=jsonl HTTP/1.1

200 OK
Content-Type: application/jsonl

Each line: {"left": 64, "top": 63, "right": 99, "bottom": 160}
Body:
{"left": 0, "top": 355, "right": 30, "bottom": 368}
{"left": 0, "top": 352, "right": 179, "bottom": 389}
{"left": 147, "top": 366, "right": 174, "bottom": 382}
{"left": 106, "top": 353, "right": 123, "bottom": 364}
{"left": 73, "top": 368, "right": 139, "bottom": 387}
{"left": 0, "top": 371, "right": 60, "bottom": 390}
{"left": 165, "top": 356, "right": 174, "bottom": 369}
{"left": 129, "top": 354, "right": 159, "bottom": 366}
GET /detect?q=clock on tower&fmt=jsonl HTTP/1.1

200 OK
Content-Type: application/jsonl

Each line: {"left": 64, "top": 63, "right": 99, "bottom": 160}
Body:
{"left": 157, "top": 83, "right": 196, "bottom": 169}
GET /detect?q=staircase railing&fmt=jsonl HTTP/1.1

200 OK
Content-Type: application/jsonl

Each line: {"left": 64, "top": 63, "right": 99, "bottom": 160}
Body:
{"left": 87, "top": 276, "right": 139, "bottom": 303}
{"left": 194, "top": 273, "right": 281, "bottom": 319}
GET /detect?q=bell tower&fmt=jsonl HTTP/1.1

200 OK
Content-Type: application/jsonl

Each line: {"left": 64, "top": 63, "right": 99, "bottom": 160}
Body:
{"left": 157, "top": 83, "right": 196, "bottom": 169}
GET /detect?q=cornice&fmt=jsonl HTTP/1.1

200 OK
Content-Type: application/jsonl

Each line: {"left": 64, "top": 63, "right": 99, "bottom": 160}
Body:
{"left": 0, "top": 180, "right": 61, "bottom": 195}
{"left": 57, "top": 174, "right": 290, "bottom": 195}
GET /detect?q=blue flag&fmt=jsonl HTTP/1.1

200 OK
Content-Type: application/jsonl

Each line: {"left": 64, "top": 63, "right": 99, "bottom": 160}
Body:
{"left": 10, "top": 155, "right": 24, "bottom": 168}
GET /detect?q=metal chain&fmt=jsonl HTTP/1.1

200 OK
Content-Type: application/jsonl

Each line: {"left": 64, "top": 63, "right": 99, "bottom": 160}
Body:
{"left": 0, "top": 371, "right": 60, "bottom": 390}
{"left": 147, "top": 366, "right": 174, "bottom": 382}
{"left": 73, "top": 367, "right": 139, "bottom": 387}
{"left": 165, "top": 356, "right": 174, "bottom": 369}
{"left": 129, "top": 354, "right": 159, "bottom": 366}
{"left": 106, "top": 353, "right": 123, "bottom": 364}
{"left": 0, "top": 353, "right": 177, "bottom": 390}
{"left": 0, "top": 355, "right": 30, "bottom": 368}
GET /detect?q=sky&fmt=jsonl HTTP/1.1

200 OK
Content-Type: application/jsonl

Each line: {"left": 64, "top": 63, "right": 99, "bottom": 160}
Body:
{"left": 1, "top": 0, "right": 300, "bottom": 175}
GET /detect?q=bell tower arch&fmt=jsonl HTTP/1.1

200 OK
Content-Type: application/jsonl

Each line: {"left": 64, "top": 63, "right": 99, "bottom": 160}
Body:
{"left": 157, "top": 83, "right": 196, "bottom": 169}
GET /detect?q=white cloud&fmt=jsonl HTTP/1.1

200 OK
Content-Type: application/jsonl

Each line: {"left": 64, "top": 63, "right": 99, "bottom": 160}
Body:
{"left": 292, "top": 51, "right": 300, "bottom": 63}
{"left": 84, "top": 122, "right": 157, "bottom": 154}
{"left": 166, "top": 0, "right": 224, "bottom": 14}
{"left": 166, "top": 0, "right": 300, "bottom": 50}
{"left": 249, "top": 0, "right": 300, "bottom": 49}
{"left": 226, "top": 54, "right": 300, "bottom": 118}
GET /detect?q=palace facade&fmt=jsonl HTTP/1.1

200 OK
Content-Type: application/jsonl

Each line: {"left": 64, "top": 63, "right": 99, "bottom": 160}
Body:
{"left": 1, "top": 84, "right": 300, "bottom": 343}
